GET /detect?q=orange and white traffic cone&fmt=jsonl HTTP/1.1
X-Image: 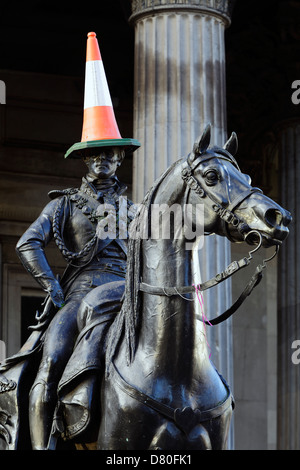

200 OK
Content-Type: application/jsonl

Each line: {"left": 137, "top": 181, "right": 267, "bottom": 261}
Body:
{"left": 65, "top": 32, "right": 140, "bottom": 159}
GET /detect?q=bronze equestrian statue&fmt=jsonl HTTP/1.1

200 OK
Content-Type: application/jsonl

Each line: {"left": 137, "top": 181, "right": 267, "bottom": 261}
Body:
{"left": 0, "top": 32, "right": 292, "bottom": 450}
{"left": 0, "top": 124, "right": 291, "bottom": 450}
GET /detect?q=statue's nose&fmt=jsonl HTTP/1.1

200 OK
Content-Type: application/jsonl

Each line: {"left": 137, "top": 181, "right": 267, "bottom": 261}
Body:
{"left": 95, "top": 154, "right": 106, "bottom": 161}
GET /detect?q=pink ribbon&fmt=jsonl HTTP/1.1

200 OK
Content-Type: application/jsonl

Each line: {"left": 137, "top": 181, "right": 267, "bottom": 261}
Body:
{"left": 193, "top": 284, "right": 213, "bottom": 359}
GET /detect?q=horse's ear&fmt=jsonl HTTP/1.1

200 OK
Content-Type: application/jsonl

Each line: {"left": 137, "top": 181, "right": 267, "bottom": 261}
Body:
{"left": 224, "top": 132, "right": 238, "bottom": 156}
{"left": 193, "top": 124, "right": 211, "bottom": 157}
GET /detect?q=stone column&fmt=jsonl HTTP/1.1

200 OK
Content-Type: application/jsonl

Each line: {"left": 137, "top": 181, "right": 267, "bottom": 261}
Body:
{"left": 277, "top": 121, "right": 300, "bottom": 450}
{"left": 130, "top": 0, "right": 235, "bottom": 446}
{"left": 130, "top": 0, "right": 234, "bottom": 201}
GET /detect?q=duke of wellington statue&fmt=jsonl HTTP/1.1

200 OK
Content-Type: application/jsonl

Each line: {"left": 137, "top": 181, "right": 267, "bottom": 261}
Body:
{"left": 0, "top": 32, "right": 140, "bottom": 450}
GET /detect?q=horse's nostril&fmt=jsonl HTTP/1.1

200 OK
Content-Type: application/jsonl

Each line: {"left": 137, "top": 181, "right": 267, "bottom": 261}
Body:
{"left": 265, "top": 209, "right": 283, "bottom": 227}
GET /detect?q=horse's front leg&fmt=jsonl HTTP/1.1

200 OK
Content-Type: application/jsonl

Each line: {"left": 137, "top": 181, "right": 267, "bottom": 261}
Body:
{"left": 98, "top": 379, "right": 154, "bottom": 450}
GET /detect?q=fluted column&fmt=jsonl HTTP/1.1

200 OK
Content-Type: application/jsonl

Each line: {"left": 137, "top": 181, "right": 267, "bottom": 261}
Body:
{"left": 130, "top": 0, "right": 235, "bottom": 447}
{"left": 130, "top": 1, "right": 233, "bottom": 201}
{"left": 277, "top": 121, "right": 300, "bottom": 449}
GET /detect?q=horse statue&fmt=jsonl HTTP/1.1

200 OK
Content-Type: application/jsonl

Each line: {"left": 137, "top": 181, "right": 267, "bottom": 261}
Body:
{"left": 96, "top": 124, "right": 291, "bottom": 450}
{"left": 0, "top": 125, "right": 291, "bottom": 450}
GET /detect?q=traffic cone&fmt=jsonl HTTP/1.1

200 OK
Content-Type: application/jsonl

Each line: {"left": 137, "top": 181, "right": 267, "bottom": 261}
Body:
{"left": 65, "top": 32, "right": 140, "bottom": 159}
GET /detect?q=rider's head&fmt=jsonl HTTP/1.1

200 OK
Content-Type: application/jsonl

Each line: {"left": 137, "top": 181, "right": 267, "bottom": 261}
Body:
{"left": 83, "top": 146, "right": 125, "bottom": 179}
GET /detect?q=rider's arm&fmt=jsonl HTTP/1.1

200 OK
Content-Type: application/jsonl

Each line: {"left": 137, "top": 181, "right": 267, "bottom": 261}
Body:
{"left": 16, "top": 199, "right": 65, "bottom": 308}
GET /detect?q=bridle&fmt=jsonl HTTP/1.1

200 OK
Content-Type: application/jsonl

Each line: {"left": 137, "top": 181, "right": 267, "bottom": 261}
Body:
{"left": 139, "top": 152, "right": 280, "bottom": 325}
{"left": 181, "top": 149, "right": 262, "bottom": 239}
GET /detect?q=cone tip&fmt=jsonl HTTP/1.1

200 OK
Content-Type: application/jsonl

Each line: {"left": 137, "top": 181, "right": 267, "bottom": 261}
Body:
{"left": 88, "top": 32, "right": 97, "bottom": 38}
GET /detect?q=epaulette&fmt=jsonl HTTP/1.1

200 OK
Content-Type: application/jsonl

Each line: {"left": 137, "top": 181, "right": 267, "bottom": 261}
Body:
{"left": 48, "top": 188, "right": 79, "bottom": 200}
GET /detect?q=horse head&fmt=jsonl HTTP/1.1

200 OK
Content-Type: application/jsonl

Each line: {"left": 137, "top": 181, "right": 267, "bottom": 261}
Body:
{"left": 184, "top": 124, "right": 291, "bottom": 248}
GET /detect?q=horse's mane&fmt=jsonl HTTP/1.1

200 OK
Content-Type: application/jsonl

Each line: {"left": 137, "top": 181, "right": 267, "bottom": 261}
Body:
{"left": 105, "top": 159, "right": 181, "bottom": 369}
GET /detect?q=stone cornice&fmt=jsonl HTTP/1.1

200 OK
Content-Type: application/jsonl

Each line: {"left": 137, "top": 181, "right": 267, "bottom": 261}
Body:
{"left": 130, "top": 0, "right": 235, "bottom": 26}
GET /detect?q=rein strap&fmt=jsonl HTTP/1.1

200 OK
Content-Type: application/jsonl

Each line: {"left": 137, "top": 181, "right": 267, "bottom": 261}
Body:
{"left": 139, "top": 261, "right": 264, "bottom": 326}
{"left": 139, "top": 256, "right": 250, "bottom": 296}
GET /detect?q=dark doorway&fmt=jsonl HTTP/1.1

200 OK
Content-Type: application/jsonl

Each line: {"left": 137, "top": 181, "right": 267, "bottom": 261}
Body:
{"left": 21, "top": 295, "right": 45, "bottom": 344}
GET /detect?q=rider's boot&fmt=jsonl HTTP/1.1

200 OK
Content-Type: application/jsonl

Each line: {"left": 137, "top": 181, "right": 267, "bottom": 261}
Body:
{"left": 29, "top": 380, "right": 57, "bottom": 450}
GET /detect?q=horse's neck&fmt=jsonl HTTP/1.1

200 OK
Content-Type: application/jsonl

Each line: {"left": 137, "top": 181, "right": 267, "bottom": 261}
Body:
{"left": 138, "top": 237, "right": 210, "bottom": 386}
{"left": 141, "top": 162, "right": 190, "bottom": 294}
{"left": 113, "top": 163, "right": 228, "bottom": 405}
{"left": 135, "top": 166, "right": 210, "bottom": 381}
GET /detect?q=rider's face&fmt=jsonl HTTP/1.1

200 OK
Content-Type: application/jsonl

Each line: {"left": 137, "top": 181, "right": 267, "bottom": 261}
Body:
{"left": 84, "top": 147, "right": 123, "bottom": 179}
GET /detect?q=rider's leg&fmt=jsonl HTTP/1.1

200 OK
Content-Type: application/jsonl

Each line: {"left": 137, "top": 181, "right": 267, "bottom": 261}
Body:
{"left": 29, "top": 380, "right": 58, "bottom": 450}
{"left": 55, "top": 279, "right": 125, "bottom": 443}
{"left": 29, "top": 300, "right": 79, "bottom": 450}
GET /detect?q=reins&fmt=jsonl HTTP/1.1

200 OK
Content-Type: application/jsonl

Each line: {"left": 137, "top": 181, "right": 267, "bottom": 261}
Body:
{"left": 138, "top": 155, "right": 280, "bottom": 326}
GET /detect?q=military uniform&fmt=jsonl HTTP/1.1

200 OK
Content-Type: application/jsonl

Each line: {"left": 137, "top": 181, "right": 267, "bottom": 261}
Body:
{"left": 15, "top": 173, "right": 135, "bottom": 447}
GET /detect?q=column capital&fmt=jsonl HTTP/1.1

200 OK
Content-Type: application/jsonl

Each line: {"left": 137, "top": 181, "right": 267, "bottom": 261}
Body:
{"left": 130, "top": 0, "right": 235, "bottom": 26}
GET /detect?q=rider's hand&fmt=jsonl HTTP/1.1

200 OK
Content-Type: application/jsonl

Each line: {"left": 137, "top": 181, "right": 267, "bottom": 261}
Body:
{"left": 49, "top": 279, "right": 65, "bottom": 308}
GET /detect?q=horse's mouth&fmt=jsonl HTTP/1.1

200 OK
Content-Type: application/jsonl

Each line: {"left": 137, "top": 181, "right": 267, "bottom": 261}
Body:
{"left": 261, "top": 233, "right": 283, "bottom": 248}
{"left": 246, "top": 230, "right": 286, "bottom": 248}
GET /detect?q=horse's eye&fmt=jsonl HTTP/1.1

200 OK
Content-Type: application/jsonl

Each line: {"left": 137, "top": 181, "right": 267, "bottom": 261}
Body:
{"left": 204, "top": 170, "right": 219, "bottom": 185}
